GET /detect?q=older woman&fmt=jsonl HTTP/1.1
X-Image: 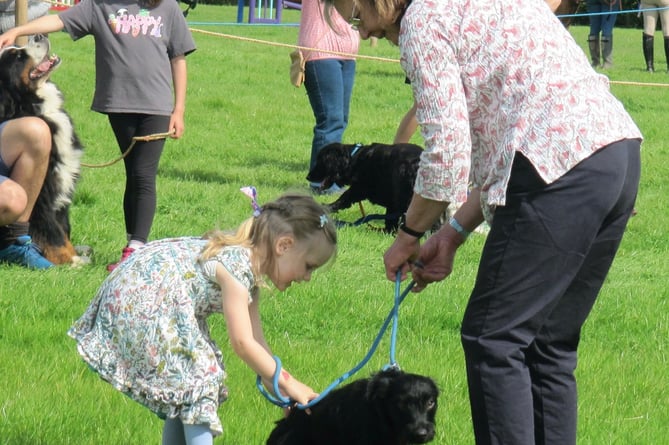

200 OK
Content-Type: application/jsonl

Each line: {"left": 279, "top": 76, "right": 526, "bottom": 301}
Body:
{"left": 323, "top": 0, "right": 642, "bottom": 444}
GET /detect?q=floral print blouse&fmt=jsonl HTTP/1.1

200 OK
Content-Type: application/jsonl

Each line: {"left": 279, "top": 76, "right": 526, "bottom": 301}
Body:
{"left": 399, "top": 0, "right": 642, "bottom": 222}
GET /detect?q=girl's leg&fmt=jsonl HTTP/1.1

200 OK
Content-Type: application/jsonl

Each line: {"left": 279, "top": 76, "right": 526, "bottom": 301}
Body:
{"left": 183, "top": 423, "right": 213, "bottom": 445}
{"left": 162, "top": 417, "right": 186, "bottom": 445}
{"left": 108, "top": 113, "right": 169, "bottom": 245}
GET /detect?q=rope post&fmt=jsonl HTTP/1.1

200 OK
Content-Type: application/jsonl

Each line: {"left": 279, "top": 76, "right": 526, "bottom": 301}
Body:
{"left": 15, "top": 0, "right": 28, "bottom": 46}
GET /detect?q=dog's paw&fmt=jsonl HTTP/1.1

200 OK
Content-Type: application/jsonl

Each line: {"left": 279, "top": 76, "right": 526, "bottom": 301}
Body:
{"left": 71, "top": 245, "right": 94, "bottom": 267}
{"left": 70, "top": 255, "right": 92, "bottom": 268}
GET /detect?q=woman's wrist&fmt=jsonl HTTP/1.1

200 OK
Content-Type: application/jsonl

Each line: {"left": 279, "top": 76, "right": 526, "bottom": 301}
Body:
{"left": 399, "top": 222, "right": 425, "bottom": 239}
{"left": 448, "top": 216, "right": 470, "bottom": 241}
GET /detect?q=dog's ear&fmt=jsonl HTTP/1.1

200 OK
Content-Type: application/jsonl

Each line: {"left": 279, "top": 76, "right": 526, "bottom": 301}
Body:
{"left": 365, "top": 368, "right": 401, "bottom": 401}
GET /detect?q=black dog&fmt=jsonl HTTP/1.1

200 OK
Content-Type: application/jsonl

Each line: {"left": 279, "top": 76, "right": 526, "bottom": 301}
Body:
{"left": 266, "top": 368, "right": 439, "bottom": 445}
{"left": 0, "top": 34, "right": 84, "bottom": 265}
{"left": 306, "top": 142, "right": 423, "bottom": 232}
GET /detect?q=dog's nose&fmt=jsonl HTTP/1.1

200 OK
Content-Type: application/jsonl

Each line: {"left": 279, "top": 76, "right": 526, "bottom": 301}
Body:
{"left": 411, "top": 426, "right": 435, "bottom": 443}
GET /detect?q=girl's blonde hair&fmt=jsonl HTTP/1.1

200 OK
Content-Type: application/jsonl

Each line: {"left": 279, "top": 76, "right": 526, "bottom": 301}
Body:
{"left": 200, "top": 193, "right": 337, "bottom": 280}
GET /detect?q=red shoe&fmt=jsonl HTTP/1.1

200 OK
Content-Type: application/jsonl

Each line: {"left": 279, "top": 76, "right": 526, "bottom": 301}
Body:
{"left": 106, "top": 246, "right": 135, "bottom": 272}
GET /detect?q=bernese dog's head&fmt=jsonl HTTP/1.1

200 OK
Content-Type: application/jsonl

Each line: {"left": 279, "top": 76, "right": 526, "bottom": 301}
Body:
{"left": 0, "top": 34, "right": 61, "bottom": 95}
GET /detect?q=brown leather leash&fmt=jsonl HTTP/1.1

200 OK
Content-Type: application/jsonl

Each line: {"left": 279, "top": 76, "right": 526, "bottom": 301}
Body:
{"left": 80, "top": 132, "right": 172, "bottom": 169}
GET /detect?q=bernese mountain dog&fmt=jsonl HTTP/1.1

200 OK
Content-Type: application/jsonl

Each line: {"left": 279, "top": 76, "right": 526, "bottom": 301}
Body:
{"left": 0, "top": 34, "right": 84, "bottom": 265}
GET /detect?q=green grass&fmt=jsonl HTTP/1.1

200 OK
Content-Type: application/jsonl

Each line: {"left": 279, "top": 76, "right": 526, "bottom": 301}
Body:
{"left": 1, "top": 5, "right": 668, "bottom": 444}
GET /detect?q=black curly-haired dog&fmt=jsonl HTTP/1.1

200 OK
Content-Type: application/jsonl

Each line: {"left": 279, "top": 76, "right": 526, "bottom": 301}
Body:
{"left": 306, "top": 142, "right": 423, "bottom": 232}
{"left": 266, "top": 368, "right": 439, "bottom": 445}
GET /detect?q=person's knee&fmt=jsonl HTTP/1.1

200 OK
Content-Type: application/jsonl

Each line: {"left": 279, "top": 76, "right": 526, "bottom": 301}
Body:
{"left": 20, "top": 118, "right": 52, "bottom": 160}
{"left": 0, "top": 179, "right": 28, "bottom": 225}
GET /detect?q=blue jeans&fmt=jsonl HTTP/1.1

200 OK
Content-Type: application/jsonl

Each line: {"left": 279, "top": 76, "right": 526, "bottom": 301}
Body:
{"left": 586, "top": 0, "right": 620, "bottom": 38}
{"left": 304, "top": 58, "right": 356, "bottom": 171}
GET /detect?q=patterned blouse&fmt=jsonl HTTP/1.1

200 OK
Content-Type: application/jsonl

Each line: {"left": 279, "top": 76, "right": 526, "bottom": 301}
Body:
{"left": 399, "top": 0, "right": 642, "bottom": 221}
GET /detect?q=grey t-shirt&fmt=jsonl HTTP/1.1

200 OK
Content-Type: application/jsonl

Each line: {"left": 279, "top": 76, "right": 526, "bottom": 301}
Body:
{"left": 60, "top": 0, "right": 196, "bottom": 115}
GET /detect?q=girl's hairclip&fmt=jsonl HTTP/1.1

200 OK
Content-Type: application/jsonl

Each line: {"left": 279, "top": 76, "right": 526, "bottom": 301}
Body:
{"left": 240, "top": 186, "right": 262, "bottom": 217}
{"left": 319, "top": 214, "right": 328, "bottom": 228}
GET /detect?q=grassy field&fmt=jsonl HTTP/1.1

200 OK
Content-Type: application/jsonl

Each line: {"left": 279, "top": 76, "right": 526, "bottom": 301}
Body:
{"left": 1, "top": 5, "right": 668, "bottom": 444}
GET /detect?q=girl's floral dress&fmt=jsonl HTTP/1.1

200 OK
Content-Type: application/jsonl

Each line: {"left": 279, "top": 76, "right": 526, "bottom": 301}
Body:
{"left": 68, "top": 237, "right": 256, "bottom": 436}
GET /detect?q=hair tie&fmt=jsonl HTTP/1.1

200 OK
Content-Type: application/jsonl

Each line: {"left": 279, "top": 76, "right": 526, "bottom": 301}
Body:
{"left": 319, "top": 214, "right": 328, "bottom": 228}
{"left": 240, "top": 186, "right": 262, "bottom": 217}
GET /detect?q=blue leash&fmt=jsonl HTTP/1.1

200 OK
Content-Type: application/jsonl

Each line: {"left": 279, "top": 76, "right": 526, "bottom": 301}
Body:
{"left": 334, "top": 211, "right": 403, "bottom": 228}
{"left": 256, "top": 271, "right": 415, "bottom": 409}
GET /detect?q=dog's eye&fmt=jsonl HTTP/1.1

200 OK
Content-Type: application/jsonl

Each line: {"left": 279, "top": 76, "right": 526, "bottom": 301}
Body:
{"left": 426, "top": 398, "right": 436, "bottom": 410}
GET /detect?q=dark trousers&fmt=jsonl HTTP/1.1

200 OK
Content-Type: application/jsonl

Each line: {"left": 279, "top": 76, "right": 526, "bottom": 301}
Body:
{"left": 108, "top": 113, "right": 170, "bottom": 244}
{"left": 461, "top": 139, "right": 641, "bottom": 445}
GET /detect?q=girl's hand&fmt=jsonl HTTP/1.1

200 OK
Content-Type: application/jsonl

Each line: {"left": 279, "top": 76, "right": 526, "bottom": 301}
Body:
{"left": 168, "top": 111, "right": 185, "bottom": 139}
{"left": 283, "top": 377, "right": 318, "bottom": 407}
{"left": 0, "top": 30, "right": 17, "bottom": 48}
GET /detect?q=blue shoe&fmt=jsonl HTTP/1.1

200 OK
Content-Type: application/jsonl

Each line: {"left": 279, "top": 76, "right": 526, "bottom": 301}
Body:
{"left": 0, "top": 235, "right": 54, "bottom": 269}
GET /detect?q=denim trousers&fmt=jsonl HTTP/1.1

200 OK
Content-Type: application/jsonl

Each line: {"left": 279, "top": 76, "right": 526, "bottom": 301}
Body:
{"left": 586, "top": 0, "right": 620, "bottom": 37}
{"left": 461, "top": 139, "right": 641, "bottom": 445}
{"left": 304, "top": 58, "right": 356, "bottom": 171}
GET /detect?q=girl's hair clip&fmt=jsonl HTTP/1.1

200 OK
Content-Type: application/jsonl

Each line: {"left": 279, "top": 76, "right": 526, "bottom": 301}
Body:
{"left": 240, "top": 186, "right": 262, "bottom": 217}
{"left": 319, "top": 214, "right": 328, "bottom": 228}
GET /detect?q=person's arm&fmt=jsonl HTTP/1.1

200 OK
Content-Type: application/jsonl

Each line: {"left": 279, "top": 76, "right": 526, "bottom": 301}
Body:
{"left": 0, "top": 14, "right": 64, "bottom": 47}
{"left": 169, "top": 55, "right": 187, "bottom": 139}
{"left": 215, "top": 263, "right": 318, "bottom": 406}
{"left": 393, "top": 102, "right": 418, "bottom": 144}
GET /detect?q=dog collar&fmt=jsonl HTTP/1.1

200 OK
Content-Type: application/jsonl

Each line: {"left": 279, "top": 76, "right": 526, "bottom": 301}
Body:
{"left": 351, "top": 143, "right": 363, "bottom": 157}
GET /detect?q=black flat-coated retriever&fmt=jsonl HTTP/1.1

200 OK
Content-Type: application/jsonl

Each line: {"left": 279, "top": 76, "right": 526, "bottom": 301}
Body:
{"left": 307, "top": 142, "right": 423, "bottom": 232}
{"left": 266, "top": 368, "right": 439, "bottom": 445}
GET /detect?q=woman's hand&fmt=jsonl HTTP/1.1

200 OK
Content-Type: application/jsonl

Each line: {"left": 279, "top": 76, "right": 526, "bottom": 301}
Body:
{"left": 383, "top": 231, "right": 421, "bottom": 282}
{"left": 411, "top": 226, "right": 463, "bottom": 292}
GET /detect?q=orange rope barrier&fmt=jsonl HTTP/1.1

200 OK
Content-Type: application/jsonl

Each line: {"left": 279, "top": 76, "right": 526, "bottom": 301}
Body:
{"left": 189, "top": 27, "right": 669, "bottom": 88}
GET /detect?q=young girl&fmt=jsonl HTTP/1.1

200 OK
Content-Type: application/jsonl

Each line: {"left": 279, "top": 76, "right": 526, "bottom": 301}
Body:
{"left": 67, "top": 191, "right": 337, "bottom": 445}
{"left": 0, "top": 0, "right": 197, "bottom": 271}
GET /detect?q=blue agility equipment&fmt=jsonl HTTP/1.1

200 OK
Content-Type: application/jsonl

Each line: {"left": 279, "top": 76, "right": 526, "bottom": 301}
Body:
{"left": 256, "top": 271, "right": 415, "bottom": 409}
